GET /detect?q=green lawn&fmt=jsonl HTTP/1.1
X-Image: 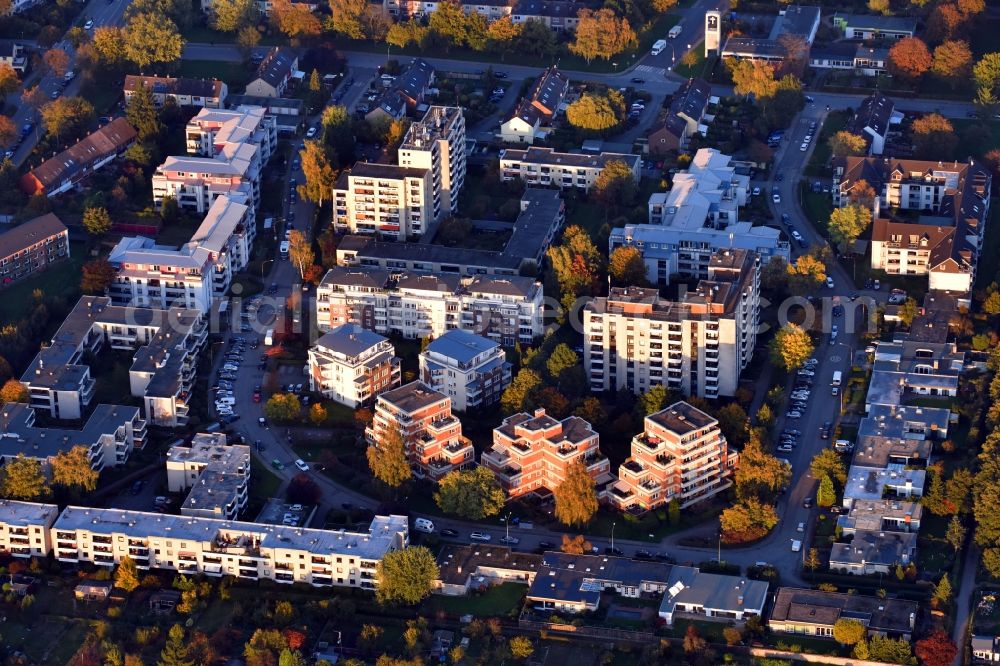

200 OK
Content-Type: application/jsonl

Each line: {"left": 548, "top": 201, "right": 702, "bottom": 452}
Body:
{"left": 423, "top": 583, "right": 526, "bottom": 618}
{"left": 250, "top": 456, "right": 282, "bottom": 501}
{"left": 0, "top": 240, "right": 86, "bottom": 322}
{"left": 177, "top": 60, "right": 253, "bottom": 89}
{"left": 799, "top": 184, "right": 833, "bottom": 238}
{"left": 79, "top": 79, "right": 121, "bottom": 114}
{"left": 804, "top": 110, "right": 850, "bottom": 178}
{"left": 671, "top": 41, "right": 707, "bottom": 78}
{"left": 976, "top": 198, "right": 1000, "bottom": 289}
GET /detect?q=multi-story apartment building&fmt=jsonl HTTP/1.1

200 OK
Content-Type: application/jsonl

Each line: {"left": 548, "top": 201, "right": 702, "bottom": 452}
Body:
{"left": 336, "top": 188, "right": 564, "bottom": 277}
{"left": 185, "top": 106, "right": 277, "bottom": 163}
{"left": 332, "top": 164, "right": 434, "bottom": 240}
{"left": 500, "top": 147, "right": 640, "bottom": 191}
{"left": 366, "top": 381, "right": 474, "bottom": 480}
{"left": 109, "top": 195, "right": 254, "bottom": 313}
{"left": 51, "top": 506, "right": 409, "bottom": 588}
{"left": 20, "top": 118, "right": 137, "bottom": 197}
{"left": 584, "top": 248, "right": 759, "bottom": 399}
{"left": 167, "top": 433, "right": 250, "bottom": 520}
{"left": 611, "top": 149, "right": 789, "bottom": 285}
{"left": 398, "top": 106, "right": 466, "bottom": 219}
{"left": 334, "top": 105, "right": 464, "bottom": 239}
{"left": 307, "top": 324, "right": 401, "bottom": 408}
{"left": 418, "top": 330, "right": 511, "bottom": 411}
{"left": 607, "top": 402, "right": 737, "bottom": 511}
{"left": 834, "top": 156, "right": 991, "bottom": 293}
{"left": 482, "top": 408, "right": 611, "bottom": 498}
{"left": 0, "top": 500, "right": 58, "bottom": 559}
{"left": 20, "top": 296, "right": 207, "bottom": 427}
{"left": 0, "top": 213, "right": 69, "bottom": 288}
{"left": 124, "top": 75, "right": 228, "bottom": 109}
{"left": 0, "top": 402, "right": 147, "bottom": 469}
{"left": 316, "top": 266, "right": 545, "bottom": 346}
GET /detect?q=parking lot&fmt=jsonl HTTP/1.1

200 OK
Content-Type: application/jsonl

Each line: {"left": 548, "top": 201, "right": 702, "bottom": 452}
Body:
{"left": 256, "top": 497, "right": 317, "bottom": 528}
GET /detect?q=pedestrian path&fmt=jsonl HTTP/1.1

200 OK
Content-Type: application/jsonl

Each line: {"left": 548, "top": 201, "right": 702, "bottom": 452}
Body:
{"left": 632, "top": 64, "right": 666, "bottom": 76}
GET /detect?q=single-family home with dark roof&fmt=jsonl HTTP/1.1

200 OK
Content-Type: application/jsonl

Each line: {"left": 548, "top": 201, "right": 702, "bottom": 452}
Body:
{"left": 848, "top": 91, "right": 898, "bottom": 156}
{"left": 647, "top": 78, "right": 713, "bottom": 154}
{"left": 500, "top": 66, "right": 569, "bottom": 144}
{"left": 124, "top": 75, "right": 228, "bottom": 108}
{"left": 366, "top": 59, "right": 436, "bottom": 123}
{"left": 769, "top": 588, "right": 918, "bottom": 640}
{"left": 245, "top": 47, "right": 298, "bottom": 98}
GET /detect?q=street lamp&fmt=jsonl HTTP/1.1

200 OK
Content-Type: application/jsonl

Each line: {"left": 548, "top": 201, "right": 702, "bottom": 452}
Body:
{"left": 610, "top": 521, "right": 616, "bottom": 553}
{"left": 261, "top": 258, "right": 273, "bottom": 279}
{"left": 504, "top": 511, "right": 512, "bottom": 542}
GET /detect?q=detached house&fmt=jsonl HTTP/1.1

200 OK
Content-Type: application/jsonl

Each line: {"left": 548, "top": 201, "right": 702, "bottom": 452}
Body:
{"left": 847, "top": 92, "right": 899, "bottom": 156}
{"left": 244, "top": 47, "right": 298, "bottom": 98}
{"left": 500, "top": 66, "right": 569, "bottom": 144}
{"left": 647, "top": 78, "right": 713, "bottom": 154}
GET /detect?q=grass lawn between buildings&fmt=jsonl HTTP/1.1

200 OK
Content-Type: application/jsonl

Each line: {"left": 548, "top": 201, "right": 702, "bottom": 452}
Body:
{"left": 976, "top": 199, "right": 1000, "bottom": 289}
{"left": 423, "top": 582, "right": 526, "bottom": 618}
{"left": 0, "top": 240, "right": 87, "bottom": 322}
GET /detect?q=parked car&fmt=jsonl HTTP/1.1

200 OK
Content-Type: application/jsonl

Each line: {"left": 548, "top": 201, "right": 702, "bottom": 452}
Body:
{"left": 294, "top": 459, "right": 309, "bottom": 472}
{"left": 772, "top": 193, "right": 781, "bottom": 203}
{"left": 470, "top": 532, "right": 492, "bottom": 542}
{"left": 271, "top": 459, "right": 285, "bottom": 470}
{"left": 500, "top": 535, "right": 520, "bottom": 545}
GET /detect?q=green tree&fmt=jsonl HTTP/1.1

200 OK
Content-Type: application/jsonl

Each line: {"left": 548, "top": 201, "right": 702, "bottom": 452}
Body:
{"left": 508, "top": 636, "right": 533, "bottom": 660}
{"left": 81, "top": 258, "right": 116, "bottom": 295}
{"left": 898, "top": 298, "right": 919, "bottom": 328}
{"left": 91, "top": 26, "right": 126, "bottom": 68}
{"left": 367, "top": 424, "right": 412, "bottom": 488}
{"left": 263, "top": 393, "right": 301, "bottom": 423}
{"left": 983, "top": 286, "right": 1000, "bottom": 316}
{"left": 805, "top": 548, "right": 821, "bottom": 573}
{"left": 236, "top": 25, "right": 261, "bottom": 59}
{"left": 933, "top": 574, "right": 952, "bottom": 606}
{"left": 0, "top": 454, "right": 46, "bottom": 500}
{"left": 486, "top": 15, "right": 521, "bottom": 53}
{"left": 386, "top": 20, "right": 427, "bottom": 49}
{"left": 123, "top": 13, "right": 184, "bottom": 68}
{"left": 912, "top": 113, "right": 958, "bottom": 160}
{"left": 832, "top": 618, "right": 866, "bottom": 646}
{"left": 866, "top": 634, "right": 914, "bottom": 664}
{"left": 126, "top": 83, "right": 161, "bottom": 141}
{"left": 827, "top": 131, "right": 868, "bottom": 157}
{"left": 115, "top": 555, "right": 141, "bottom": 593}
{"left": 308, "top": 403, "right": 327, "bottom": 426}
{"left": 716, "top": 403, "right": 749, "bottom": 448}
{"left": 811, "top": 449, "right": 847, "bottom": 486}
{"left": 565, "top": 91, "right": 625, "bottom": 131}
{"left": 638, "top": 385, "right": 669, "bottom": 417}
{"left": 769, "top": 323, "right": 814, "bottom": 370}
{"left": 554, "top": 460, "right": 599, "bottom": 527}
{"left": 209, "top": 0, "right": 256, "bottom": 31}
{"left": 327, "top": 0, "right": 367, "bottom": 39}
{"left": 974, "top": 52, "right": 1000, "bottom": 96}
{"left": 500, "top": 368, "right": 541, "bottom": 415}
{"left": 828, "top": 204, "right": 871, "bottom": 252}
{"left": 434, "top": 467, "right": 506, "bottom": 520}
{"left": 931, "top": 39, "right": 973, "bottom": 90}
{"left": 734, "top": 434, "right": 791, "bottom": 501}
{"left": 547, "top": 225, "right": 602, "bottom": 299}
{"left": 321, "top": 104, "right": 355, "bottom": 166}
{"left": 719, "top": 498, "right": 778, "bottom": 543}
{"left": 513, "top": 19, "right": 556, "bottom": 59}
{"left": 158, "top": 624, "right": 193, "bottom": 666}
{"left": 51, "top": 445, "right": 99, "bottom": 492}
{"left": 569, "top": 8, "right": 636, "bottom": 62}
{"left": 427, "top": 0, "right": 468, "bottom": 49}
{"left": 609, "top": 246, "right": 647, "bottom": 286}
{"left": 546, "top": 343, "right": 579, "bottom": 381}
{"left": 278, "top": 650, "right": 307, "bottom": 666}
{"left": 41, "top": 96, "right": 95, "bottom": 143}
{"left": 816, "top": 474, "right": 836, "bottom": 507}
{"left": 82, "top": 206, "right": 112, "bottom": 236}
{"left": 786, "top": 253, "right": 827, "bottom": 295}
{"left": 287, "top": 230, "right": 314, "bottom": 279}
{"left": 298, "top": 140, "right": 336, "bottom": 206}
{"left": 594, "top": 160, "right": 637, "bottom": 209}
{"left": 0, "top": 63, "right": 18, "bottom": 98}
{"left": 668, "top": 498, "right": 681, "bottom": 525}
{"left": 375, "top": 546, "right": 438, "bottom": 605}
{"left": 946, "top": 515, "right": 966, "bottom": 551}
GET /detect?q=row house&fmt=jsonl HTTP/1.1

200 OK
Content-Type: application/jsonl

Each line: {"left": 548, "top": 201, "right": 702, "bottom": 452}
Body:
{"left": 0, "top": 213, "right": 69, "bottom": 288}
{"left": 481, "top": 408, "right": 611, "bottom": 498}
{"left": 366, "top": 381, "right": 474, "bottom": 480}
{"left": 606, "top": 402, "right": 737, "bottom": 512}
{"left": 500, "top": 66, "right": 569, "bottom": 145}
{"left": 20, "top": 119, "right": 137, "bottom": 197}
{"left": 51, "top": 506, "right": 408, "bottom": 589}
{"left": 307, "top": 324, "right": 402, "bottom": 408}
{"left": 583, "top": 249, "right": 760, "bottom": 399}
{"left": 124, "top": 76, "right": 228, "bottom": 109}
{"left": 316, "top": 266, "right": 545, "bottom": 346}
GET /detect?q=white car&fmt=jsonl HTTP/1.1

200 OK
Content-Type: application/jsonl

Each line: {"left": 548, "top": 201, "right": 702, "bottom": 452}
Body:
{"left": 787, "top": 411, "right": 802, "bottom": 419}
{"left": 825, "top": 277, "right": 834, "bottom": 288}
{"left": 289, "top": 504, "right": 304, "bottom": 512}
{"left": 752, "top": 186, "right": 761, "bottom": 196}
{"left": 790, "top": 230, "right": 804, "bottom": 242}
{"left": 797, "top": 522, "right": 805, "bottom": 532}
{"left": 797, "top": 370, "right": 815, "bottom": 377}
{"left": 800, "top": 143, "right": 808, "bottom": 152}
{"left": 772, "top": 193, "right": 781, "bottom": 203}
{"left": 470, "top": 532, "right": 492, "bottom": 542}
{"left": 294, "top": 459, "right": 309, "bottom": 472}
{"left": 777, "top": 444, "right": 793, "bottom": 453}
{"left": 832, "top": 386, "right": 840, "bottom": 396}
{"left": 84, "top": 19, "right": 94, "bottom": 29}
{"left": 305, "top": 127, "right": 318, "bottom": 139}
{"left": 500, "top": 535, "right": 520, "bottom": 545}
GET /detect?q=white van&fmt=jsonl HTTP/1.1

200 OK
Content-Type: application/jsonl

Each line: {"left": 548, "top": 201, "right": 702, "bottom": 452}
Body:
{"left": 831, "top": 370, "right": 842, "bottom": 386}
{"left": 668, "top": 24, "right": 682, "bottom": 38}
{"left": 264, "top": 329, "right": 274, "bottom": 346}
{"left": 414, "top": 518, "right": 435, "bottom": 534}
{"left": 279, "top": 241, "right": 290, "bottom": 259}
{"left": 791, "top": 539, "right": 802, "bottom": 552}
{"left": 651, "top": 39, "right": 667, "bottom": 55}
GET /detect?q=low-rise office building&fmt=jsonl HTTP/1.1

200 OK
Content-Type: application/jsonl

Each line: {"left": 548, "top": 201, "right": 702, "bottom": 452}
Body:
{"left": 606, "top": 402, "right": 737, "bottom": 512}
{"left": 21, "top": 296, "right": 207, "bottom": 427}
{"left": 658, "top": 565, "right": 768, "bottom": 626}
{"left": 435, "top": 543, "right": 541, "bottom": 596}
{"left": 500, "top": 147, "right": 640, "bottom": 191}
{"left": 832, "top": 12, "right": 916, "bottom": 40}
{"left": 481, "top": 408, "right": 610, "bottom": 498}
{"left": 167, "top": 433, "right": 250, "bottom": 520}
{"left": 366, "top": 381, "right": 474, "bottom": 480}
{"left": 20, "top": 119, "right": 137, "bottom": 197}
{"left": 527, "top": 552, "right": 672, "bottom": 614}
{"left": 51, "top": 506, "right": 409, "bottom": 588}
{"left": 307, "top": 324, "right": 401, "bottom": 408}
{"left": 0, "top": 213, "right": 69, "bottom": 288}
{"left": 418, "top": 330, "right": 510, "bottom": 411}
{"left": 316, "top": 266, "right": 545, "bottom": 346}
{"left": 0, "top": 402, "right": 146, "bottom": 470}
{"left": 584, "top": 249, "right": 760, "bottom": 399}
{"left": 109, "top": 195, "right": 254, "bottom": 313}
{"left": 124, "top": 75, "right": 228, "bottom": 108}
{"left": 769, "top": 587, "right": 918, "bottom": 639}
{"left": 0, "top": 500, "right": 58, "bottom": 559}
{"left": 829, "top": 530, "right": 918, "bottom": 575}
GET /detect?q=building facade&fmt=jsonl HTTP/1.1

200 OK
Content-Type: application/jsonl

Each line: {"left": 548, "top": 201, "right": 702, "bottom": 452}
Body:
{"left": 606, "top": 402, "right": 737, "bottom": 511}
{"left": 166, "top": 433, "right": 250, "bottom": 520}
{"left": 584, "top": 249, "right": 760, "bottom": 399}
{"left": 307, "top": 324, "right": 401, "bottom": 408}
{"left": 0, "top": 213, "right": 69, "bottom": 288}
{"left": 419, "top": 330, "right": 511, "bottom": 411}
{"left": 481, "top": 409, "right": 611, "bottom": 498}
{"left": 20, "top": 119, "right": 137, "bottom": 197}
{"left": 0, "top": 501, "right": 58, "bottom": 559}
{"left": 398, "top": 105, "right": 467, "bottom": 219}
{"left": 366, "top": 381, "right": 474, "bottom": 480}
{"left": 499, "top": 147, "right": 640, "bottom": 191}
{"left": 124, "top": 75, "right": 228, "bottom": 108}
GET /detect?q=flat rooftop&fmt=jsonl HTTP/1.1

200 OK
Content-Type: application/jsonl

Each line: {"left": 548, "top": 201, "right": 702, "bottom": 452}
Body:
{"left": 0, "top": 500, "right": 60, "bottom": 527}
{"left": 647, "top": 402, "right": 717, "bottom": 435}
{"left": 377, "top": 380, "right": 448, "bottom": 414}
{"left": 437, "top": 543, "right": 541, "bottom": 585}
{"left": 0, "top": 403, "right": 140, "bottom": 459}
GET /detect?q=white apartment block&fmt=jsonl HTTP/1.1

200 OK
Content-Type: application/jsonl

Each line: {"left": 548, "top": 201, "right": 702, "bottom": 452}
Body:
{"left": 20, "top": 296, "right": 207, "bottom": 428}
{"left": 0, "top": 402, "right": 147, "bottom": 470}
{"left": 398, "top": 105, "right": 467, "bottom": 219}
{"left": 51, "top": 506, "right": 409, "bottom": 589}
{"left": 334, "top": 106, "right": 465, "bottom": 240}
{"left": 110, "top": 195, "right": 254, "bottom": 313}
{"left": 316, "top": 266, "right": 545, "bottom": 346}
{"left": 613, "top": 148, "right": 789, "bottom": 286}
{"left": 307, "top": 324, "right": 402, "bottom": 408}
{"left": 500, "top": 147, "right": 641, "bottom": 191}
{"left": 186, "top": 106, "right": 277, "bottom": 164}
{"left": 419, "top": 329, "right": 511, "bottom": 411}
{"left": 0, "top": 501, "right": 58, "bottom": 559}
{"left": 166, "top": 433, "right": 250, "bottom": 520}
{"left": 584, "top": 249, "right": 759, "bottom": 399}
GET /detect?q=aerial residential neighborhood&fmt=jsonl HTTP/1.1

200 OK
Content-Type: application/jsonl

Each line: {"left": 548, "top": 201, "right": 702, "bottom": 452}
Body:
{"left": 0, "top": 0, "right": 997, "bottom": 664}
